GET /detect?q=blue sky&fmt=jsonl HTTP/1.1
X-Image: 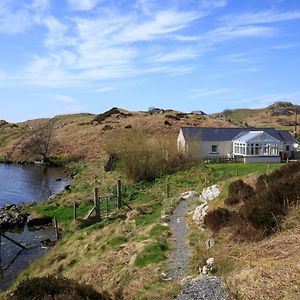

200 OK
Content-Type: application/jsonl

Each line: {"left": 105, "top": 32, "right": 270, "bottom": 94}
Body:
{"left": 1, "top": 0, "right": 300, "bottom": 122}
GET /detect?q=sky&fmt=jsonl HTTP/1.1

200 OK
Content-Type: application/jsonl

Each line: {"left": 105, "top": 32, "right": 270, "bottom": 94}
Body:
{"left": 1, "top": 0, "right": 300, "bottom": 122}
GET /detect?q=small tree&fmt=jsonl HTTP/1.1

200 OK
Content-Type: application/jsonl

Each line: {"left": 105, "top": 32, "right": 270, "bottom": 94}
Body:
{"left": 22, "top": 121, "right": 57, "bottom": 163}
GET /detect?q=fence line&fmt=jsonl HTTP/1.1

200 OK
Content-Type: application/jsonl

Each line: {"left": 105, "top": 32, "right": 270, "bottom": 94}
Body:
{"left": 201, "top": 156, "right": 244, "bottom": 164}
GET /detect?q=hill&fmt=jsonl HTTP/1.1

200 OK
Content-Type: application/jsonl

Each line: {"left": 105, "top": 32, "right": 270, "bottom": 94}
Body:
{"left": 0, "top": 108, "right": 231, "bottom": 162}
{"left": 212, "top": 101, "right": 300, "bottom": 130}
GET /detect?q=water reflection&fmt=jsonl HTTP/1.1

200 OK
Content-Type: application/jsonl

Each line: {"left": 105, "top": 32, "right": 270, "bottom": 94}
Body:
{"left": 0, "top": 164, "right": 69, "bottom": 206}
{"left": 0, "top": 225, "right": 57, "bottom": 291}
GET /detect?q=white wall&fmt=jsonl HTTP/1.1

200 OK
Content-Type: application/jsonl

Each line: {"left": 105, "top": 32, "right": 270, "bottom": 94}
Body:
{"left": 182, "top": 140, "right": 232, "bottom": 159}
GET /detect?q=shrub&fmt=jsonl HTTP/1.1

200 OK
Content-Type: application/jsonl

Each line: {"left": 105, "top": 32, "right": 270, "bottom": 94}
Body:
{"left": 204, "top": 208, "right": 232, "bottom": 232}
{"left": 225, "top": 180, "right": 254, "bottom": 205}
{"left": 9, "top": 275, "right": 110, "bottom": 300}
{"left": 238, "top": 162, "right": 300, "bottom": 236}
{"left": 105, "top": 129, "right": 192, "bottom": 182}
{"left": 231, "top": 219, "right": 264, "bottom": 242}
{"left": 209, "top": 162, "right": 300, "bottom": 239}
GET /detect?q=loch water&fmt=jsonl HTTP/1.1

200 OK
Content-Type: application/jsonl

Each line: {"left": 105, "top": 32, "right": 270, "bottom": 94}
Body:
{"left": 0, "top": 163, "right": 70, "bottom": 291}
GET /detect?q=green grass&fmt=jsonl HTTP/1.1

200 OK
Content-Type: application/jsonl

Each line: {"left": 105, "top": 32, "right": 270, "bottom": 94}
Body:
{"left": 108, "top": 235, "right": 128, "bottom": 247}
{"left": 134, "top": 203, "right": 162, "bottom": 226}
{"left": 135, "top": 241, "right": 169, "bottom": 267}
{"left": 149, "top": 224, "right": 169, "bottom": 240}
{"left": 209, "top": 163, "right": 281, "bottom": 182}
{"left": 26, "top": 203, "right": 93, "bottom": 224}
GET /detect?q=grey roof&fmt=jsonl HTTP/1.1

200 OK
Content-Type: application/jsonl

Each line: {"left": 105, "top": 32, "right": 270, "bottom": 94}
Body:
{"left": 180, "top": 127, "right": 297, "bottom": 143}
{"left": 277, "top": 130, "right": 298, "bottom": 143}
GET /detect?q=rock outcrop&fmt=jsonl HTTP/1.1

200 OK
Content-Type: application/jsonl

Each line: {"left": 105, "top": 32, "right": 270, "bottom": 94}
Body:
{"left": 0, "top": 205, "right": 26, "bottom": 229}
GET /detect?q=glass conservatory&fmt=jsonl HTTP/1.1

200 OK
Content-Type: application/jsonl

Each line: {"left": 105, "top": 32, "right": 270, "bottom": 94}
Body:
{"left": 232, "top": 131, "right": 280, "bottom": 157}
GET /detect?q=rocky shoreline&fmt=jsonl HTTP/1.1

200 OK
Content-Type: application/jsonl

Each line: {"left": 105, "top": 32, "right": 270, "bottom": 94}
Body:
{"left": 0, "top": 203, "right": 55, "bottom": 231}
{"left": 0, "top": 204, "right": 26, "bottom": 230}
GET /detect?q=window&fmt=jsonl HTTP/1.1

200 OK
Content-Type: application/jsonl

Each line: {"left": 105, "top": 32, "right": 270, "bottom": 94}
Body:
{"left": 211, "top": 145, "right": 218, "bottom": 153}
{"left": 286, "top": 145, "right": 290, "bottom": 151}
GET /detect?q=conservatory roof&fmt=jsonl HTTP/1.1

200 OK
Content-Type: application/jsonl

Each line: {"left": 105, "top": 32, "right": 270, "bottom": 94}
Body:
{"left": 232, "top": 131, "right": 281, "bottom": 143}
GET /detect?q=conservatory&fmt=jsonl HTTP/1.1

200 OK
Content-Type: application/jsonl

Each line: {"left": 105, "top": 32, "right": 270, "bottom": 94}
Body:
{"left": 232, "top": 131, "right": 280, "bottom": 157}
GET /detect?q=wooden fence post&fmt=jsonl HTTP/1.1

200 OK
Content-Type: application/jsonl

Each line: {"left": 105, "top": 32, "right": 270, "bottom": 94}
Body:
{"left": 117, "top": 179, "right": 122, "bottom": 209}
{"left": 73, "top": 203, "right": 77, "bottom": 220}
{"left": 106, "top": 197, "right": 109, "bottom": 218}
{"left": 166, "top": 181, "right": 170, "bottom": 198}
{"left": 54, "top": 217, "right": 59, "bottom": 241}
{"left": 94, "top": 187, "right": 100, "bottom": 220}
{"left": 266, "top": 164, "right": 270, "bottom": 174}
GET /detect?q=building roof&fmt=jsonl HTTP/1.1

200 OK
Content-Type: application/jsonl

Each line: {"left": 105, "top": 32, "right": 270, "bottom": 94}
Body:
{"left": 232, "top": 131, "right": 280, "bottom": 143}
{"left": 277, "top": 130, "right": 298, "bottom": 143}
{"left": 180, "top": 127, "right": 297, "bottom": 143}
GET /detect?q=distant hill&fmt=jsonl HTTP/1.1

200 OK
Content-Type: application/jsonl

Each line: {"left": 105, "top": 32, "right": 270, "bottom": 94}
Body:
{"left": 211, "top": 101, "right": 300, "bottom": 129}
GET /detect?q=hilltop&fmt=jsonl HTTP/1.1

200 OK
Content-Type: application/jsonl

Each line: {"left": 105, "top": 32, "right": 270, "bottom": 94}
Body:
{"left": 212, "top": 101, "right": 300, "bottom": 129}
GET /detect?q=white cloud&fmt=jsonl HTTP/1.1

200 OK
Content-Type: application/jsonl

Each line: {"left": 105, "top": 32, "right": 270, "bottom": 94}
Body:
{"left": 222, "top": 11, "right": 300, "bottom": 26}
{"left": 0, "top": 8, "right": 32, "bottom": 34}
{"left": 92, "top": 86, "right": 117, "bottom": 93}
{"left": 151, "top": 47, "right": 204, "bottom": 62}
{"left": 200, "top": 0, "right": 228, "bottom": 9}
{"left": 270, "top": 43, "right": 298, "bottom": 50}
{"left": 27, "top": 0, "right": 49, "bottom": 12}
{"left": 119, "top": 10, "right": 201, "bottom": 42}
{"left": 1, "top": 0, "right": 299, "bottom": 90}
{"left": 66, "top": 0, "right": 101, "bottom": 11}
{"left": 54, "top": 95, "right": 77, "bottom": 103}
{"left": 189, "top": 88, "right": 232, "bottom": 99}
{"left": 232, "top": 92, "right": 300, "bottom": 108}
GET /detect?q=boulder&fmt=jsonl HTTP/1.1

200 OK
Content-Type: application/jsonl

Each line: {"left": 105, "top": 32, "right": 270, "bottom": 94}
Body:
{"left": 192, "top": 203, "right": 208, "bottom": 225}
{"left": 181, "top": 191, "right": 199, "bottom": 201}
{"left": 200, "top": 257, "right": 216, "bottom": 276}
{"left": 27, "top": 213, "right": 53, "bottom": 227}
{"left": 201, "top": 265, "right": 208, "bottom": 275}
{"left": 206, "top": 257, "right": 215, "bottom": 268}
{"left": 200, "top": 184, "right": 220, "bottom": 202}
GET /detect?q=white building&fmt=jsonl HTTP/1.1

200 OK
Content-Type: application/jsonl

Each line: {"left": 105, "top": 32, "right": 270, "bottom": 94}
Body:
{"left": 178, "top": 127, "right": 298, "bottom": 163}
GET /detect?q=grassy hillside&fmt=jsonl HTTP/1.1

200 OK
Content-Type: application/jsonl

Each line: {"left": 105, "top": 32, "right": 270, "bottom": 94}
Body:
{"left": 3, "top": 161, "right": 284, "bottom": 300}
{"left": 0, "top": 108, "right": 231, "bottom": 163}
{"left": 186, "top": 162, "right": 300, "bottom": 300}
{"left": 212, "top": 101, "right": 300, "bottom": 130}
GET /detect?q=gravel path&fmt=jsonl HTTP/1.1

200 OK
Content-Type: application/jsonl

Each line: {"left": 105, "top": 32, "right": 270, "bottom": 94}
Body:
{"left": 167, "top": 195, "right": 194, "bottom": 279}
{"left": 175, "top": 275, "right": 228, "bottom": 300}
{"left": 167, "top": 190, "right": 228, "bottom": 299}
